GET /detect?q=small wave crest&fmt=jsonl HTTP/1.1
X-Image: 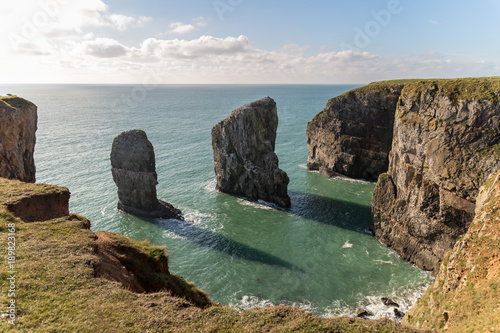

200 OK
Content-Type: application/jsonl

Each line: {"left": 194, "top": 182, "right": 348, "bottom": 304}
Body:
{"left": 237, "top": 198, "right": 280, "bottom": 211}
{"left": 321, "top": 282, "right": 433, "bottom": 322}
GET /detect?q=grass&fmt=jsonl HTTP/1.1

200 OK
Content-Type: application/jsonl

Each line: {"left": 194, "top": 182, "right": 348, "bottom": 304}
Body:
{"left": 0, "top": 96, "right": 34, "bottom": 111}
{"left": 0, "top": 177, "right": 431, "bottom": 332}
{"left": 403, "top": 170, "right": 500, "bottom": 332}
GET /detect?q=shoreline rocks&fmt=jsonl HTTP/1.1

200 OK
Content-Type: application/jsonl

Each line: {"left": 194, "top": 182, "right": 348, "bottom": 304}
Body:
{"left": 111, "top": 130, "right": 183, "bottom": 220}
{"left": 212, "top": 97, "right": 291, "bottom": 208}
{"left": 0, "top": 96, "right": 37, "bottom": 182}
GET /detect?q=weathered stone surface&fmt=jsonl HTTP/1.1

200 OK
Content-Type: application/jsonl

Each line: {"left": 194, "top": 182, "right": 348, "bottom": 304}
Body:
{"left": 111, "top": 130, "right": 183, "bottom": 219}
{"left": 212, "top": 97, "right": 290, "bottom": 208}
{"left": 0, "top": 96, "right": 37, "bottom": 182}
{"left": 403, "top": 170, "right": 500, "bottom": 332}
{"left": 306, "top": 83, "right": 405, "bottom": 180}
{"left": 371, "top": 80, "right": 500, "bottom": 272}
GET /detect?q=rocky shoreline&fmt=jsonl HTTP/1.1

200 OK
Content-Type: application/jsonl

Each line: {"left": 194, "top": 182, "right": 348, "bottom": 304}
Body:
{"left": 1, "top": 78, "right": 499, "bottom": 332}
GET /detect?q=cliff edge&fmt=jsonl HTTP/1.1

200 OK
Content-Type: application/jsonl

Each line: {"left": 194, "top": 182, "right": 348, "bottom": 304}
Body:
{"left": 307, "top": 82, "right": 405, "bottom": 180}
{"left": 403, "top": 170, "right": 500, "bottom": 332}
{"left": 0, "top": 177, "right": 425, "bottom": 332}
{"left": 0, "top": 96, "right": 37, "bottom": 183}
{"left": 372, "top": 78, "right": 500, "bottom": 272}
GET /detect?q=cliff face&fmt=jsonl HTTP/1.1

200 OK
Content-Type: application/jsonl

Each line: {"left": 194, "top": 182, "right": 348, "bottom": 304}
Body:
{"left": 306, "top": 83, "right": 404, "bottom": 180}
{"left": 212, "top": 97, "right": 291, "bottom": 208}
{"left": 403, "top": 170, "right": 500, "bottom": 332}
{"left": 0, "top": 96, "right": 37, "bottom": 183}
{"left": 111, "top": 130, "right": 183, "bottom": 219}
{"left": 372, "top": 79, "right": 500, "bottom": 272}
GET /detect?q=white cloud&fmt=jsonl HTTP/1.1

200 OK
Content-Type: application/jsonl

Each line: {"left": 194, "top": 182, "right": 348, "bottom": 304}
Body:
{"left": 168, "top": 22, "right": 197, "bottom": 35}
{"left": 142, "top": 35, "right": 252, "bottom": 58}
{"left": 164, "top": 17, "right": 207, "bottom": 35}
{"left": 81, "top": 38, "right": 129, "bottom": 58}
{"left": 108, "top": 14, "right": 136, "bottom": 31}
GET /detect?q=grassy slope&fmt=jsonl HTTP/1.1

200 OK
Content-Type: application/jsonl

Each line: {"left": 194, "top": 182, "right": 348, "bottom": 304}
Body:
{"left": 0, "top": 178, "right": 430, "bottom": 332}
{"left": 403, "top": 171, "right": 500, "bottom": 332}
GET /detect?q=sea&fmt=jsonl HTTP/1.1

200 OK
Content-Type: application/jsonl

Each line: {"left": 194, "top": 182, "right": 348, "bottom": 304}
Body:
{"left": 0, "top": 84, "right": 433, "bottom": 321}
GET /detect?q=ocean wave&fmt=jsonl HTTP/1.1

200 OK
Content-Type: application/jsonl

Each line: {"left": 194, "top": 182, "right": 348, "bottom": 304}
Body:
{"left": 321, "top": 282, "right": 433, "bottom": 322}
{"left": 237, "top": 198, "right": 280, "bottom": 211}
{"left": 342, "top": 240, "right": 353, "bottom": 248}
{"left": 202, "top": 179, "right": 217, "bottom": 194}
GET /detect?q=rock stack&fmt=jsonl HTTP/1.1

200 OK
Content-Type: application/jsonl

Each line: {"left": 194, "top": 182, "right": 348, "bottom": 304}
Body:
{"left": 211, "top": 97, "right": 291, "bottom": 208}
{"left": 111, "top": 130, "right": 183, "bottom": 219}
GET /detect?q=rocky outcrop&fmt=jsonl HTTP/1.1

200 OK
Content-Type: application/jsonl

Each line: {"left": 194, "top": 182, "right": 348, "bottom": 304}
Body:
{"left": 0, "top": 96, "right": 37, "bottom": 182}
{"left": 371, "top": 79, "right": 500, "bottom": 272}
{"left": 111, "top": 130, "right": 183, "bottom": 219}
{"left": 211, "top": 97, "right": 291, "bottom": 208}
{"left": 94, "top": 230, "right": 211, "bottom": 308}
{"left": 1, "top": 177, "right": 69, "bottom": 222}
{"left": 403, "top": 170, "right": 500, "bottom": 332}
{"left": 306, "top": 83, "right": 405, "bottom": 180}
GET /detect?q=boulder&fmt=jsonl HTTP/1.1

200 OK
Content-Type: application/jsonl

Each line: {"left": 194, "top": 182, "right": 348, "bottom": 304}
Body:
{"left": 211, "top": 97, "right": 291, "bottom": 208}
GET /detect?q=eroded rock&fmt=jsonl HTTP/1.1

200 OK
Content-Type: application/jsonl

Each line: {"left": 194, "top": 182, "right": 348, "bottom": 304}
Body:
{"left": 0, "top": 96, "right": 37, "bottom": 182}
{"left": 111, "top": 130, "right": 183, "bottom": 219}
{"left": 212, "top": 97, "right": 291, "bottom": 208}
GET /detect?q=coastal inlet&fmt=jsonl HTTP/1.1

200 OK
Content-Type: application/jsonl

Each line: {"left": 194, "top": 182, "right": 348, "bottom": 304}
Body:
{"left": 13, "top": 84, "right": 433, "bottom": 320}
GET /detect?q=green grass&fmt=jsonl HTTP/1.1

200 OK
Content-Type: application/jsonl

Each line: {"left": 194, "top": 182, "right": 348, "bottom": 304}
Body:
{"left": 0, "top": 96, "right": 34, "bottom": 111}
{"left": 0, "top": 177, "right": 430, "bottom": 332}
{"left": 403, "top": 170, "right": 500, "bottom": 332}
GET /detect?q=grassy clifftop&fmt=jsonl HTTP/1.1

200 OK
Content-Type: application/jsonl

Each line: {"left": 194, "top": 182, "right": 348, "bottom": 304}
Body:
{"left": 0, "top": 178, "right": 428, "bottom": 332}
{"left": 403, "top": 170, "right": 500, "bottom": 332}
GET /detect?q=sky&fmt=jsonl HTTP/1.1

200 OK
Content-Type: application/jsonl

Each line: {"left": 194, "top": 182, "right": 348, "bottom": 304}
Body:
{"left": 1, "top": 0, "right": 499, "bottom": 84}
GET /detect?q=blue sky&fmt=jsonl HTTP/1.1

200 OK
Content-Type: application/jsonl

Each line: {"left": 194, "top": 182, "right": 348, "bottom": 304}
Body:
{"left": 1, "top": 0, "right": 499, "bottom": 84}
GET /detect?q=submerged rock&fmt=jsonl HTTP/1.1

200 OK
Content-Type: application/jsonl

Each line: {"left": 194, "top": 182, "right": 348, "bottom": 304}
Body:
{"left": 111, "top": 130, "right": 183, "bottom": 219}
{"left": 0, "top": 96, "right": 37, "bottom": 182}
{"left": 211, "top": 97, "right": 291, "bottom": 208}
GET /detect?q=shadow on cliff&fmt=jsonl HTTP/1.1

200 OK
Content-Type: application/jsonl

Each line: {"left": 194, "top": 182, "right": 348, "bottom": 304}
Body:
{"left": 152, "top": 217, "right": 303, "bottom": 271}
{"left": 288, "top": 191, "right": 373, "bottom": 234}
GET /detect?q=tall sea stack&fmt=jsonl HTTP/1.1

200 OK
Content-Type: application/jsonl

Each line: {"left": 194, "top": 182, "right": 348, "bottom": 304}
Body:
{"left": 111, "top": 130, "right": 183, "bottom": 219}
{"left": 0, "top": 96, "right": 37, "bottom": 182}
{"left": 211, "top": 97, "right": 291, "bottom": 208}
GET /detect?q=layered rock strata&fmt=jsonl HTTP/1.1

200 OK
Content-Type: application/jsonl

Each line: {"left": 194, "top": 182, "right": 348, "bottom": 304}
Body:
{"left": 111, "top": 130, "right": 183, "bottom": 219}
{"left": 403, "top": 170, "right": 500, "bottom": 332}
{"left": 371, "top": 80, "right": 500, "bottom": 272}
{"left": 306, "top": 83, "right": 405, "bottom": 180}
{"left": 212, "top": 97, "right": 291, "bottom": 208}
{"left": 0, "top": 96, "right": 37, "bottom": 182}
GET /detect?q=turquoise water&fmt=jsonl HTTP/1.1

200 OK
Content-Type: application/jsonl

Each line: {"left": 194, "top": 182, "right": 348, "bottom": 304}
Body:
{"left": 1, "top": 84, "right": 432, "bottom": 319}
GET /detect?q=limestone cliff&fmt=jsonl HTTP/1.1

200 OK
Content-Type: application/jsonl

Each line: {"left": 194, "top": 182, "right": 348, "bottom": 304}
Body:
{"left": 306, "top": 83, "right": 405, "bottom": 180}
{"left": 403, "top": 170, "right": 500, "bottom": 332}
{"left": 372, "top": 79, "right": 500, "bottom": 272}
{"left": 212, "top": 97, "right": 291, "bottom": 208}
{"left": 111, "top": 130, "right": 183, "bottom": 219}
{"left": 0, "top": 96, "right": 37, "bottom": 182}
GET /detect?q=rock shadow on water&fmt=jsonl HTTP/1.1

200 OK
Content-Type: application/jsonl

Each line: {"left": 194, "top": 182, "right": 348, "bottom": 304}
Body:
{"left": 288, "top": 191, "right": 373, "bottom": 234}
{"left": 149, "top": 217, "right": 302, "bottom": 272}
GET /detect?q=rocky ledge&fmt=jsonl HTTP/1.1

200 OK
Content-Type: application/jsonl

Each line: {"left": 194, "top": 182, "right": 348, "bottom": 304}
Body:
{"left": 111, "top": 130, "right": 183, "bottom": 219}
{"left": 212, "top": 97, "right": 291, "bottom": 208}
{"left": 0, "top": 96, "right": 37, "bottom": 183}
